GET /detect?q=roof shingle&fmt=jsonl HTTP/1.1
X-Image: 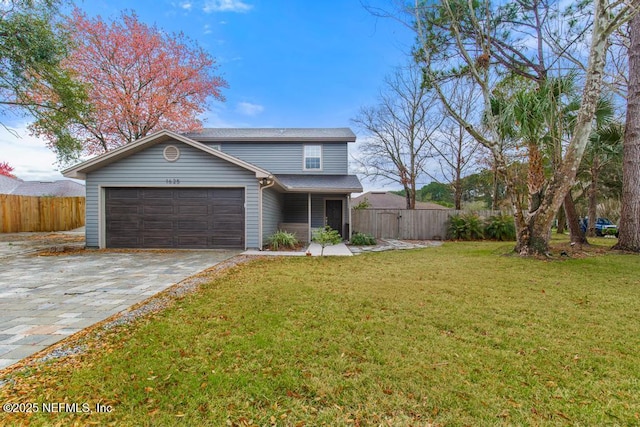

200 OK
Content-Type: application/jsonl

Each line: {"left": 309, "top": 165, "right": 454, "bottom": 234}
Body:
{"left": 183, "top": 128, "right": 356, "bottom": 142}
{"left": 274, "top": 174, "right": 363, "bottom": 193}
{"left": 0, "top": 175, "right": 85, "bottom": 197}
{"left": 352, "top": 192, "right": 450, "bottom": 210}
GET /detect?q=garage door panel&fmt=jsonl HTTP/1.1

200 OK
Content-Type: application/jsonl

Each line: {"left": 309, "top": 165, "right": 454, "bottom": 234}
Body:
{"left": 108, "top": 205, "right": 142, "bottom": 216}
{"left": 105, "top": 187, "right": 244, "bottom": 249}
{"left": 143, "top": 221, "right": 174, "bottom": 231}
{"left": 108, "top": 219, "right": 139, "bottom": 230}
{"left": 176, "top": 236, "right": 209, "bottom": 248}
{"left": 177, "top": 220, "right": 209, "bottom": 231}
{"left": 109, "top": 188, "right": 140, "bottom": 199}
{"left": 143, "top": 189, "right": 174, "bottom": 199}
{"left": 141, "top": 197, "right": 173, "bottom": 206}
{"left": 142, "top": 236, "right": 175, "bottom": 248}
{"left": 176, "top": 205, "right": 209, "bottom": 215}
{"left": 143, "top": 205, "right": 175, "bottom": 215}
{"left": 109, "top": 236, "right": 140, "bottom": 247}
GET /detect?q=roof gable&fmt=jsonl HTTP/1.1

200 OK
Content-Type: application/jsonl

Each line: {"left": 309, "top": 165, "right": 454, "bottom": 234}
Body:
{"left": 62, "top": 130, "right": 271, "bottom": 180}
{"left": 353, "top": 192, "right": 450, "bottom": 210}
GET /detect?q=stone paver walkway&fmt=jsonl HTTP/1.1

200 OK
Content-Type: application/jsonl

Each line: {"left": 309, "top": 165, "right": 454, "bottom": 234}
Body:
{"left": 0, "top": 249, "right": 239, "bottom": 370}
{"left": 349, "top": 238, "right": 443, "bottom": 254}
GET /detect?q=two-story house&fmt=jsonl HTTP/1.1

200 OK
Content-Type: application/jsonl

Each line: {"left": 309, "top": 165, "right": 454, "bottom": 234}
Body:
{"left": 62, "top": 128, "right": 363, "bottom": 249}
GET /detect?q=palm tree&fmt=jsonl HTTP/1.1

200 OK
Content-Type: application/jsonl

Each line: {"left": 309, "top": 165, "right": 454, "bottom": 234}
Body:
{"left": 579, "top": 100, "right": 623, "bottom": 237}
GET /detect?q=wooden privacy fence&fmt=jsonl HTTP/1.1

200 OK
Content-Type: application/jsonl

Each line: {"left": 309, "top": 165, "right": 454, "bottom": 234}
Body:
{"left": 0, "top": 195, "right": 85, "bottom": 233}
{"left": 351, "top": 209, "right": 501, "bottom": 240}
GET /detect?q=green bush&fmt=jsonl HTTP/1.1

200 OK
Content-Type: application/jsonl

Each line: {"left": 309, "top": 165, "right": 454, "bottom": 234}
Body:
{"left": 268, "top": 230, "right": 298, "bottom": 250}
{"left": 484, "top": 214, "right": 516, "bottom": 241}
{"left": 353, "top": 197, "right": 371, "bottom": 210}
{"left": 312, "top": 225, "right": 342, "bottom": 256}
{"left": 447, "top": 213, "right": 484, "bottom": 240}
{"left": 350, "top": 232, "right": 376, "bottom": 246}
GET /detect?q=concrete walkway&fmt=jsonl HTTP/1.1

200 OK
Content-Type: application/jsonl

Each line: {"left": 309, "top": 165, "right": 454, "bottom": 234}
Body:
{"left": 0, "top": 249, "right": 239, "bottom": 370}
{"left": 242, "top": 242, "right": 353, "bottom": 257}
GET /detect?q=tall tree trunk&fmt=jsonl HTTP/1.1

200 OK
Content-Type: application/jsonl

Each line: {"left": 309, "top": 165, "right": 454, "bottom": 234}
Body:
{"left": 587, "top": 161, "right": 599, "bottom": 237}
{"left": 564, "top": 192, "right": 588, "bottom": 244}
{"left": 454, "top": 167, "right": 462, "bottom": 210}
{"left": 404, "top": 185, "right": 416, "bottom": 209}
{"left": 556, "top": 204, "right": 567, "bottom": 234}
{"left": 527, "top": 141, "right": 546, "bottom": 212}
{"left": 492, "top": 165, "right": 499, "bottom": 210}
{"left": 410, "top": 179, "right": 417, "bottom": 209}
{"left": 614, "top": 13, "right": 640, "bottom": 252}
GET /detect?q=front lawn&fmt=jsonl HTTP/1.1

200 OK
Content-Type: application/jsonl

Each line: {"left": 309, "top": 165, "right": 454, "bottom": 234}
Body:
{"left": 2, "top": 241, "right": 640, "bottom": 426}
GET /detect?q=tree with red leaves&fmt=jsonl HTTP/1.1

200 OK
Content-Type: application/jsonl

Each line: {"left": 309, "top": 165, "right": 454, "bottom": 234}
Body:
{"left": 0, "top": 162, "right": 16, "bottom": 178}
{"left": 31, "top": 8, "right": 227, "bottom": 162}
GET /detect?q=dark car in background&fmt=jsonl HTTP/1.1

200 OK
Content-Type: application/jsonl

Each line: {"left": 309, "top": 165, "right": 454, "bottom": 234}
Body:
{"left": 580, "top": 217, "right": 619, "bottom": 237}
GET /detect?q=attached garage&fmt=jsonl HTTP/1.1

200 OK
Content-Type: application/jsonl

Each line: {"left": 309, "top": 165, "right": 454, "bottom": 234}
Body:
{"left": 105, "top": 187, "right": 245, "bottom": 249}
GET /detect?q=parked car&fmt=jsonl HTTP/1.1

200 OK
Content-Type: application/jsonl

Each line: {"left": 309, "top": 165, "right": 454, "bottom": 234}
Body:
{"left": 580, "top": 217, "right": 619, "bottom": 237}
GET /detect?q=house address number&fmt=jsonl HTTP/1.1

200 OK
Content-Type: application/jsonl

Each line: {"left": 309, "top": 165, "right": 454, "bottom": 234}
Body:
{"left": 165, "top": 179, "right": 180, "bottom": 184}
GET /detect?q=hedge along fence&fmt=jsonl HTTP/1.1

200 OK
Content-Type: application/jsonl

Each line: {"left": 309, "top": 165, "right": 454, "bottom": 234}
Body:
{"left": 0, "top": 195, "right": 85, "bottom": 233}
{"left": 351, "top": 209, "right": 502, "bottom": 240}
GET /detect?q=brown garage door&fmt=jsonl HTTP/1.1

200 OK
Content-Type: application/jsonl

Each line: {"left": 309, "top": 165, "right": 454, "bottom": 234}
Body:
{"left": 105, "top": 188, "right": 244, "bottom": 249}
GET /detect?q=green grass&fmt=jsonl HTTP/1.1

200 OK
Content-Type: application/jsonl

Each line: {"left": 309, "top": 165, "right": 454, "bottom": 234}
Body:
{"left": 2, "top": 241, "right": 640, "bottom": 426}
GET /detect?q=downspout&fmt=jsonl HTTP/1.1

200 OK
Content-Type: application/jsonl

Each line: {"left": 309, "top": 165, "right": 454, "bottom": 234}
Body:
{"left": 258, "top": 176, "right": 275, "bottom": 249}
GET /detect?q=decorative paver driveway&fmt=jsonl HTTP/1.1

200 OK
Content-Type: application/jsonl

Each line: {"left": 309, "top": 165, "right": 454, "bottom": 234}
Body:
{"left": 0, "top": 249, "right": 240, "bottom": 370}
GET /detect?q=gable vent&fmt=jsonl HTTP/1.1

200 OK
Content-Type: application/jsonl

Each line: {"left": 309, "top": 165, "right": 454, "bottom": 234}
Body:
{"left": 163, "top": 145, "right": 180, "bottom": 162}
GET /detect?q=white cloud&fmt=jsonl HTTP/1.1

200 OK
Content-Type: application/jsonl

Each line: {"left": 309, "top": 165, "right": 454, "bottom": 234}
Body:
{"left": 236, "top": 102, "right": 264, "bottom": 116}
{"left": 0, "top": 124, "right": 67, "bottom": 181}
{"left": 180, "top": 1, "right": 193, "bottom": 10}
{"left": 203, "top": 24, "right": 212, "bottom": 34}
{"left": 203, "top": 0, "right": 253, "bottom": 13}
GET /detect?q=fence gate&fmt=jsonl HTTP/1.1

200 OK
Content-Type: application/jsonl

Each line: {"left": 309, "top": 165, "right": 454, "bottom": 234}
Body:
{"left": 377, "top": 211, "right": 399, "bottom": 238}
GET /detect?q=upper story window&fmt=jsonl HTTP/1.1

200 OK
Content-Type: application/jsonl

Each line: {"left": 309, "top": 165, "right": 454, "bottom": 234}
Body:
{"left": 304, "top": 145, "right": 322, "bottom": 170}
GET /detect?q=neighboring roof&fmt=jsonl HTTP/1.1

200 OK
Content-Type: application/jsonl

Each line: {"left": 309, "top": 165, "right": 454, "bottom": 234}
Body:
{"left": 0, "top": 175, "right": 21, "bottom": 194}
{"left": 352, "top": 191, "right": 450, "bottom": 210}
{"left": 62, "top": 130, "right": 271, "bottom": 180}
{"left": 10, "top": 180, "right": 85, "bottom": 197}
{"left": 183, "top": 127, "right": 357, "bottom": 143}
{"left": 274, "top": 174, "right": 363, "bottom": 193}
{"left": 0, "top": 175, "right": 85, "bottom": 197}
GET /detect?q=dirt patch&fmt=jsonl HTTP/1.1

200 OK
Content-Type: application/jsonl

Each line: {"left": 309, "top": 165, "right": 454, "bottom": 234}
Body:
{"left": 34, "top": 247, "right": 88, "bottom": 256}
{"left": 547, "top": 241, "right": 618, "bottom": 258}
{"left": 262, "top": 243, "right": 307, "bottom": 252}
{"left": 0, "top": 232, "right": 83, "bottom": 244}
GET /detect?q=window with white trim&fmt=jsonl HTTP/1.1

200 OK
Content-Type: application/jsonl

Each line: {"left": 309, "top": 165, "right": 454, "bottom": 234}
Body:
{"left": 304, "top": 145, "right": 322, "bottom": 170}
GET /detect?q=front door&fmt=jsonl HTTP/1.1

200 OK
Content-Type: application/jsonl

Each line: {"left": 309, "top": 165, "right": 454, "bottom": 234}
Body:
{"left": 325, "top": 199, "right": 343, "bottom": 236}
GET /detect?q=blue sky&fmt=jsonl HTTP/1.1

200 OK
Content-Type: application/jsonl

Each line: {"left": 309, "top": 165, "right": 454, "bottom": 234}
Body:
{"left": 0, "top": 0, "right": 415, "bottom": 189}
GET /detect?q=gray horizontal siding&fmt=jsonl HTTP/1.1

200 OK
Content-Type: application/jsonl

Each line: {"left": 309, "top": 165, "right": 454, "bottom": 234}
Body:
{"left": 85, "top": 140, "right": 260, "bottom": 248}
{"left": 214, "top": 142, "right": 348, "bottom": 174}
{"left": 262, "top": 187, "right": 283, "bottom": 246}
